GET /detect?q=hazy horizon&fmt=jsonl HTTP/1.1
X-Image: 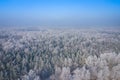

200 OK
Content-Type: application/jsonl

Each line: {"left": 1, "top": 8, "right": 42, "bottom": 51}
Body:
{"left": 0, "top": 0, "right": 120, "bottom": 28}
{"left": 1, "top": 1, "right": 120, "bottom": 80}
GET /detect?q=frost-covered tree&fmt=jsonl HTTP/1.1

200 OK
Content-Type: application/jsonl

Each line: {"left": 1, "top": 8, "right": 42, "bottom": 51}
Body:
{"left": 59, "top": 67, "right": 71, "bottom": 80}
{"left": 0, "top": 29, "right": 120, "bottom": 80}
{"left": 72, "top": 66, "right": 90, "bottom": 80}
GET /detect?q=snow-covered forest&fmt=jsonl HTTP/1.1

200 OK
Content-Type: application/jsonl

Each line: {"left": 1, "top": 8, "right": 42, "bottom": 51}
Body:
{"left": 0, "top": 29, "right": 120, "bottom": 80}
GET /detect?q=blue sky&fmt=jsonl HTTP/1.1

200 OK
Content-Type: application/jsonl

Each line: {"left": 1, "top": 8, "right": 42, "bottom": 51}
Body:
{"left": 0, "top": 0, "right": 120, "bottom": 28}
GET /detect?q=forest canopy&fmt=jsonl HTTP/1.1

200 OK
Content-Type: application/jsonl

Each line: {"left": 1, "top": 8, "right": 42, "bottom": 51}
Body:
{"left": 0, "top": 29, "right": 120, "bottom": 80}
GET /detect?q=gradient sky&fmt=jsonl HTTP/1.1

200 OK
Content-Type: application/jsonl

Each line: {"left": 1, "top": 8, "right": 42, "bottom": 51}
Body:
{"left": 0, "top": 0, "right": 120, "bottom": 28}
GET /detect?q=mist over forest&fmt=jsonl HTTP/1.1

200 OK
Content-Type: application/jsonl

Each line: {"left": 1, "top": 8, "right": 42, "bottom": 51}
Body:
{"left": 0, "top": 0, "right": 120, "bottom": 80}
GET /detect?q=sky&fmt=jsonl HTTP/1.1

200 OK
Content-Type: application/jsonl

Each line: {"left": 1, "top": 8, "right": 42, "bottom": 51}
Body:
{"left": 0, "top": 0, "right": 120, "bottom": 28}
